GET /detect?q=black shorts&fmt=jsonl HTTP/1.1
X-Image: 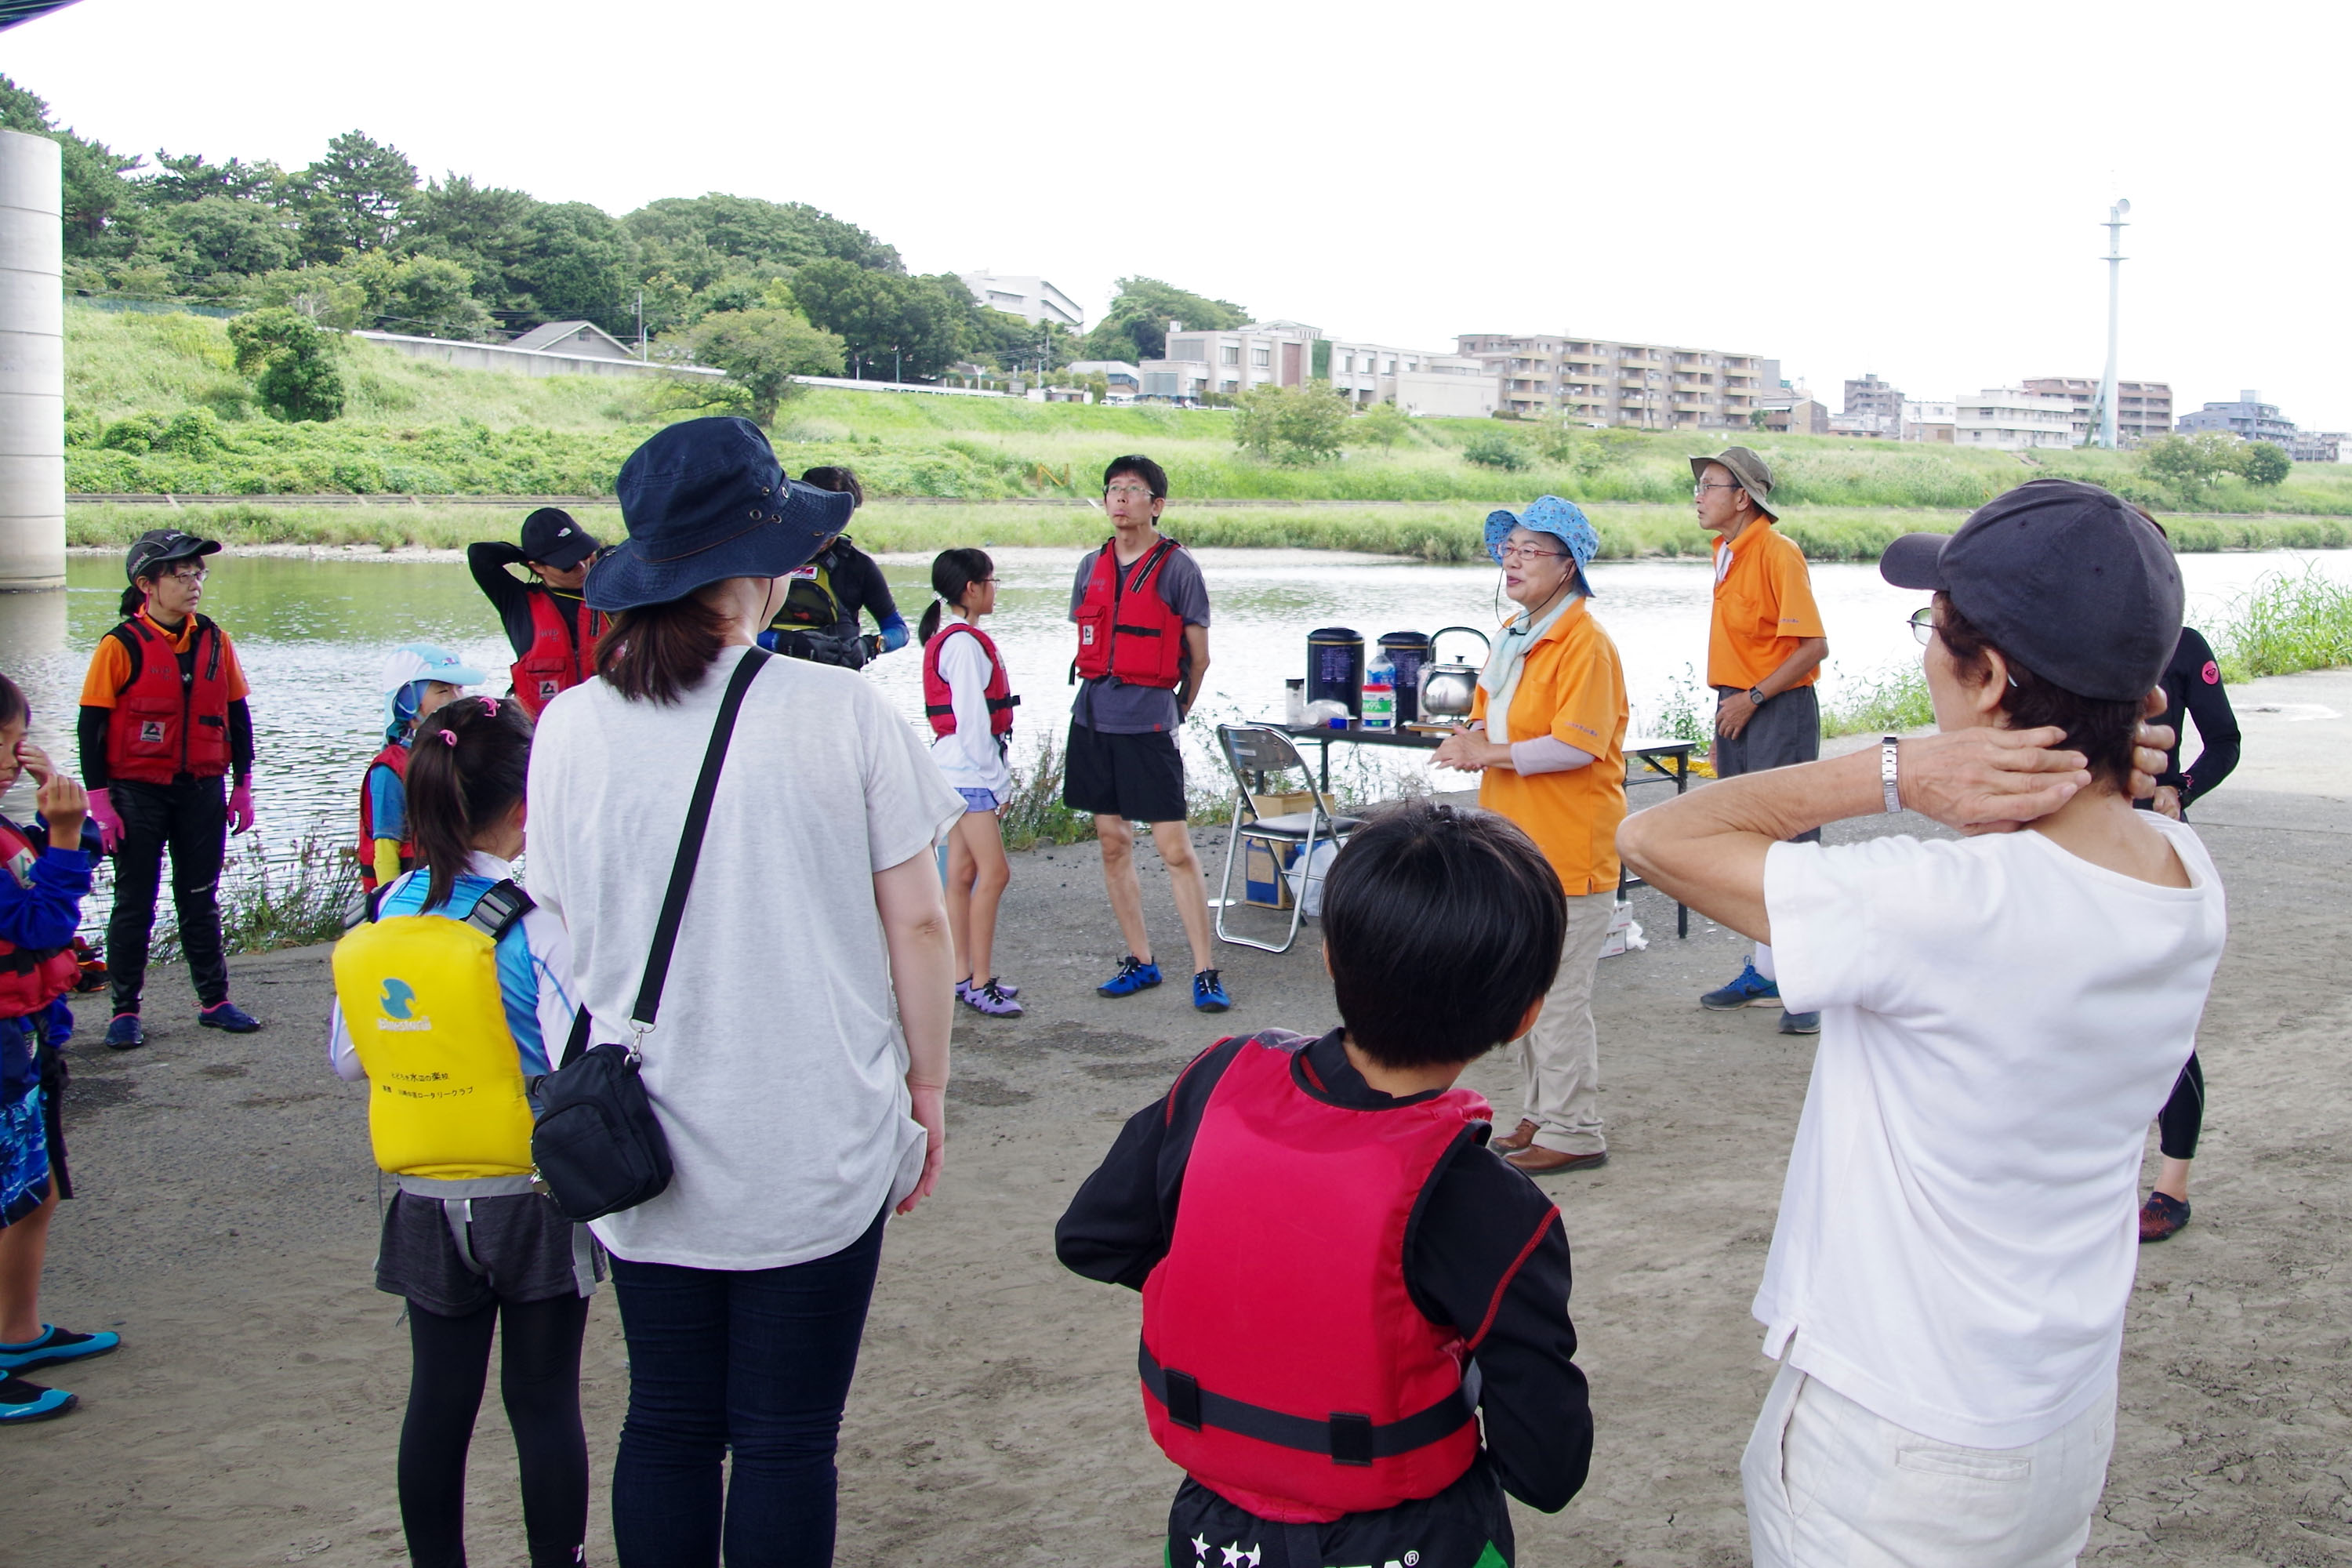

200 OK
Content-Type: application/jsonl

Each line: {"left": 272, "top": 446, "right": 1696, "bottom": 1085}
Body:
{"left": 1064, "top": 722, "right": 1188, "bottom": 823}
{"left": 375, "top": 1189, "right": 601, "bottom": 1316}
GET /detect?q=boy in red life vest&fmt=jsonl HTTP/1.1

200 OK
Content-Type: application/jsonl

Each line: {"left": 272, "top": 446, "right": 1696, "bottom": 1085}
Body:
{"left": 1057, "top": 802, "right": 1592, "bottom": 1566}
{"left": 466, "top": 508, "right": 604, "bottom": 720}
{"left": 1066, "top": 455, "right": 1230, "bottom": 1013}
{"left": 359, "top": 644, "right": 486, "bottom": 905}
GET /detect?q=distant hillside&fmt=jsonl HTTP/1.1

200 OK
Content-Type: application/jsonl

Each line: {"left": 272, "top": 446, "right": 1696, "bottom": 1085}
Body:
{"left": 62, "top": 303, "right": 2352, "bottom": 521}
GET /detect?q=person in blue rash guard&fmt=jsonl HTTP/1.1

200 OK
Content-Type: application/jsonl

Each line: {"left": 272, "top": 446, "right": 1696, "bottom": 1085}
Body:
{"left": 0, "top": 673, "right": 120, "bottom": 1426}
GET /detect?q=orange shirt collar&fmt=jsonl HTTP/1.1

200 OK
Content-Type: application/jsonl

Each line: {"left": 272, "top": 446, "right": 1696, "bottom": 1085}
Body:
{"left": 138, "top": 608, "right": 200, "bottom": 651}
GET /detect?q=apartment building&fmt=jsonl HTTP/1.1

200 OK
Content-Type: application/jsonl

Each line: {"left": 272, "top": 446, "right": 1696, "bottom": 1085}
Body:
{"left": 1955, "top": 387, "right": 2075, "bottom": 450}
{"left": 2020, "top": 376, "right": 2173, "bottom": 444}
{"left": 2178, "top": 390, "right": 2297, "bottom": 446}
{"left": 1139, "top": 320, "right": 1322, "bottom": 402}
{"left": 2292, "top": 430, "right": 2344, "bottom": 463}
{"left": 1844, "top": 374, "right": 1903, "bottom": 421}
{"left": 1457, "top": 333, "right": 1768, "bottom": 429}
{"left": 1327, "top": 339, "right": 1497, "bottom": 418}
{"left": 957, "top": 273, "right": 1083, "bottom": 331}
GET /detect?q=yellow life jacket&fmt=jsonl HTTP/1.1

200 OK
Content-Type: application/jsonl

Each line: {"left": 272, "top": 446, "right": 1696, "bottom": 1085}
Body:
{"left": 771, "top": 557, "right": 845, "bottom": 632}
{"left": 331, "top": 879, "right": 539, "bottom": 1182}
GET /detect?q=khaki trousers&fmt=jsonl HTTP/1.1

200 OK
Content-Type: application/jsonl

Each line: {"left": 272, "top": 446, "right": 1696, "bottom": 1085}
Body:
{"left": 1518, "top": 891, "right": 1613, "bottom": 1156}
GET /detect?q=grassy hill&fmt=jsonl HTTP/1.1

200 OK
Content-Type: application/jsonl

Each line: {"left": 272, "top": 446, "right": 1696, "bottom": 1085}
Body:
{"left": 63, "top": 303, "right": 2352, "bottom": 561}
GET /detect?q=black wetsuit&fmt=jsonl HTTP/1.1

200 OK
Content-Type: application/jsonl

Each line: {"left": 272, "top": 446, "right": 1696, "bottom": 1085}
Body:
{"left": 760, "top": 537, "right": 905, "bottom": 667}
{"left": 2143, "top": 626, "right": 2238, "bottom": 1163}
{"left": 1055, "top": 1029, "right": 1592, "bottom": 1565}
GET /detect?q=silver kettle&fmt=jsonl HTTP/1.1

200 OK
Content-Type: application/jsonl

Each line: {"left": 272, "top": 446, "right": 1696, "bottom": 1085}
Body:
{"left": 1416, "top": 626, "right": 1492, "bottom": 722}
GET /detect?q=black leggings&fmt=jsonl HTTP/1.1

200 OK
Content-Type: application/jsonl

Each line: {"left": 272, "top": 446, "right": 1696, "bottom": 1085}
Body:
{"left": 2158, "top": 1052, "right": 2205, "bottom": 1162}
{"left": 401, "top": 1294, "right": 591, "bottom": 1568}
{"left": 107, "top": 775, "right": 229, "bottom": 1014}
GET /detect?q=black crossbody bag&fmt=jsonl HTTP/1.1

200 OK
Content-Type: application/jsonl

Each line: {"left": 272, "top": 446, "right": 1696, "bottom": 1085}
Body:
{"left": 530, "top": 648, "right": 768, "bottom": 1222}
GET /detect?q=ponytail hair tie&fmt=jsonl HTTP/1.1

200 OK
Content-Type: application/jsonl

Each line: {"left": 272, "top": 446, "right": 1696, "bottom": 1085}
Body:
{"left": 438, "top": 729, "right": 458, "bottom": 746}
{"left": 479, "top": 696, "right": 499, "bottom": 715}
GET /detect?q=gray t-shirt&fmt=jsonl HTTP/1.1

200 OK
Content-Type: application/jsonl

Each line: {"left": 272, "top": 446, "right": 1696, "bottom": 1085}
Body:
{"left": 1066, "top": 539, "right": 1212, "bottom": 734}
{"left": 526, "top": 646, "right": 964, "bottom": 1270}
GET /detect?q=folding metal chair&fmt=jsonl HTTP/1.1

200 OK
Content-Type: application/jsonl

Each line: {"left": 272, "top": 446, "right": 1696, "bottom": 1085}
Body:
{"left": 1212, "top": 724, "right": 1365, "bottom": 954}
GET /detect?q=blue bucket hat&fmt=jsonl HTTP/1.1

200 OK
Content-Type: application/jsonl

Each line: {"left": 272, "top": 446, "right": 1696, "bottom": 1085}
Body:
{"left": 1484, "top": 495, "right": 1600, "bottom": 597}
{"left": 586, "top": 417, "right": 856, "bottom": 613}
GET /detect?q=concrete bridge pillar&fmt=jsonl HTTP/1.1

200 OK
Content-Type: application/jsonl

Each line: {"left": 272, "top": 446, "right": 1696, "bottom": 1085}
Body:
{"left": 0, "top": 128, "right": 64, "bottom": 592}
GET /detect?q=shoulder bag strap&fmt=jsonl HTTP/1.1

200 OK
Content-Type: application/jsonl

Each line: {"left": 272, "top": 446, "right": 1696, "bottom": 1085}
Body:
{"left": 630, "top": 648, "right": 769, "bottom": 1032}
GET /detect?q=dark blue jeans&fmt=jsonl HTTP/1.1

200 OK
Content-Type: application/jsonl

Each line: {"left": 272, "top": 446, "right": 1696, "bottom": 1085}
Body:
{"left": 608, "top": 1208, "right": 887, "bottom": 1567}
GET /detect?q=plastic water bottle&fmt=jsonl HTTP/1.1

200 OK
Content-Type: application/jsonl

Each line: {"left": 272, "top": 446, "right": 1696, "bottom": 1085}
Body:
{"left": 1285, "top": 678, "right": 1308, "bottom": 727}
{"left": 1362, "top": 653, "right": 1396, "bottom": 731}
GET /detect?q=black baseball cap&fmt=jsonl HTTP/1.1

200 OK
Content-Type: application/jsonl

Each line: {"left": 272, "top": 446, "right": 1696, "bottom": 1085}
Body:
{"left": 521, "top": 507, "right": 599, "bottom": 569}
{"left": 125, "top": 529, "right": 220, "bottom": 582}
{"left": 1880, "top": 478, "right": 2182, "bottom": 702}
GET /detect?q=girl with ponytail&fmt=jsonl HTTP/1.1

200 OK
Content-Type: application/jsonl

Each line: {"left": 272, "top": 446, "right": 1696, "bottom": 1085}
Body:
{"left": 920, "top": 548, "right": 1023, "bottom": 1016}
{"left": 328, "top": 695, "right": 598, "bottom": 1568}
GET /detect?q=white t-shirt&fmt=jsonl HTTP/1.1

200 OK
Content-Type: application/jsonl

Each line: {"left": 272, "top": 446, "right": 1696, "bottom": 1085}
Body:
{"left": 526, "top": 646, "right": 964, "bottom": 1269}
{"left": 1758, "top": 815, "right": 2227, "bottom": 1448}
{"left": 927, "top": 611, "right": 1014, "bottom": 799}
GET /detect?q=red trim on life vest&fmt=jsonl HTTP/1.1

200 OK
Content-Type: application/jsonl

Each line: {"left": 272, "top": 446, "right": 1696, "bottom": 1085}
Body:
{"left": 1467, "top": 1205, "right": 1559, "bottom": 1352}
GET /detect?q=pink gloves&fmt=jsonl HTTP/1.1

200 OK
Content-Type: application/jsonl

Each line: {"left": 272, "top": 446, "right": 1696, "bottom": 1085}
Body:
{"left": 85, "top": 787, "right": 122, "bottom": 854}
{"left": 227, "top": 779, "right": 255, "bottom": 835}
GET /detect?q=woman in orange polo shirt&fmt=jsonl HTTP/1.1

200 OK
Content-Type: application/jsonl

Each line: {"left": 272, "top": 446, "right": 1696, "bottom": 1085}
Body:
{"left": 1435, "top": 497, "right": 1627, "bottom": 1176}
{"left": 75, "top": 532, "right": 262, "bottom": 1051}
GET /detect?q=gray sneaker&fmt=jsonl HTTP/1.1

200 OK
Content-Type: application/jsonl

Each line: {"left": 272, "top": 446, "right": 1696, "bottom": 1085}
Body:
{"left": 1779, "top": 1011, "right": 1821, "bottom": 1035}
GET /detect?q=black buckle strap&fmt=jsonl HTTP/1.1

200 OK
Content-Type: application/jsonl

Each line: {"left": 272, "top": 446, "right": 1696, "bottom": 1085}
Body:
{"left": 462, "top": 879, "right": 534, "bottom": 943}
{"left": 1138, "top": 1341, "right": 1478, "bottom": 1466}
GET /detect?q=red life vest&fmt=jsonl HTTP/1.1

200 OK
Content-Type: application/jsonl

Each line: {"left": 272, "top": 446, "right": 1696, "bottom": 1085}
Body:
{"left": 356, "top": 741, "right": 412, "bottom": 894}
{"left": 1073, "top": 536, "right": 1187, "bottom": 690}
{"left": 921, "top": 622, "right": 1019, "bottom": 739}
{"left": 103, "top": 612, "right": 234, "bottom": 786}
{"left": 1140, "top": 1036, "right": 1489, "bottom": 1523}
{"left": 510, "top": 588, "right": 604, "bottom": 719}
{"left": 0, "top": 818, "right": 82, "bottom": 1022}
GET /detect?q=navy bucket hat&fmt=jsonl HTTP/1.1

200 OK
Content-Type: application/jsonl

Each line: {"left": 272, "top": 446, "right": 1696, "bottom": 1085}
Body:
{"left": 586, "top": 417, "right": 856, "bottom": 613}
{"left": 1484, "top": 495, "right": 1601, "bottom": 598}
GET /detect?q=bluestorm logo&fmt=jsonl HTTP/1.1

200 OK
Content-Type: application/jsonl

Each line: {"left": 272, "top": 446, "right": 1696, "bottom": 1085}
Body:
{"left": 376, "top": 978, "right": 431, "bottom": 1032}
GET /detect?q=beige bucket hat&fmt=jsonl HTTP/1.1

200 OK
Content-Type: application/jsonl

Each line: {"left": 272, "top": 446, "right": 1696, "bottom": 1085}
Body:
{"left": 1689, "top": 446, "right": 1779, "bottom": 518}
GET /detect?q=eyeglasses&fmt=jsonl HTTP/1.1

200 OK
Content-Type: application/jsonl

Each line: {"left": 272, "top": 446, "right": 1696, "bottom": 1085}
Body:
{"left": 160, "top": 567, "right": 208, "bottom": 583}
{"left": 1693, "top": 481, "right": 1743, "bottom": 497}
{"left": 1496, "top": 544, "right": 1567, "bottom": 563}
{"left": 1105, "top": 485, "right": 1156, "bottom": 500}
{"left": 1907, "top": 606, "right": 1936, "bottom": 645}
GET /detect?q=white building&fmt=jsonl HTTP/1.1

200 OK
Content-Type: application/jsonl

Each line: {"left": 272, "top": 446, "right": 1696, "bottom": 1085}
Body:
{"left": 1143, "top": 321, "right": 1323, "bottom": 401}
{"left": 1901, "top": 399, "right": 1958, "bottom": 443}
{"left": 1327, "top": 339, "right": 1497, "bottom": 419}
{"left": 958, "top": 273, "right": 1083, "bottom": 330}
{"left": 1954, "top": 387, "right": 2074, "bottom": 450}
{"left": 1063, "top": 360, "right": 1141, "bottom": 394}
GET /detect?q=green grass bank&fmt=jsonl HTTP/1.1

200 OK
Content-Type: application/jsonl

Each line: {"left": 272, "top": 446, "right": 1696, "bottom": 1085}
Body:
{"left": 67, "top": 303, "right": 2352, "bottom": 522}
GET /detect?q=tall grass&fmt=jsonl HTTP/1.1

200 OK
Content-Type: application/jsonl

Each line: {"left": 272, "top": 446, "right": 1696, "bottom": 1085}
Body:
{"left": 1820, "top": 662, "right": 1936, "bottom": 738}
{"left": 995, "top": 731, "right": 1095, "bottom": 850}
{"left": 2212, "top": 566, "right": 2352, "bottom": 681}
{"left": 132, "top": 830, "right": 362, "bottom": 960}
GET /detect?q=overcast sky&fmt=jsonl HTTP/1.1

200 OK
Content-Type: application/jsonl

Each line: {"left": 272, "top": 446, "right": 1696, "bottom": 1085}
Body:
{"left": 14, "top": 1, "right": 2343, "bottom": 425}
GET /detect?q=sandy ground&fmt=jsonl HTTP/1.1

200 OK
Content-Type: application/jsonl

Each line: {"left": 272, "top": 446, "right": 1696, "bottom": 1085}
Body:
{"left": 16, "top": 670, "right": 2352, "bottom": 1567}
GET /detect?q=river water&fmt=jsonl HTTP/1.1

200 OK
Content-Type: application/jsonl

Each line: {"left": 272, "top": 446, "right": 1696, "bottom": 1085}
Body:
{"left": 0, "top": 545, "right": 2342, "bottom": 936}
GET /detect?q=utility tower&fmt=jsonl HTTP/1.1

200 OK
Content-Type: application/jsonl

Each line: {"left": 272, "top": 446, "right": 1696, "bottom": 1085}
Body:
{"left": 2094, "top": 198, "right": 2129, "bottom": 450}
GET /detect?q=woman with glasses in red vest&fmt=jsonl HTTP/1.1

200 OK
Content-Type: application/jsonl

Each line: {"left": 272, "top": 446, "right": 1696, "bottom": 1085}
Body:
{"left": 919, "top": 548, "right": 1022, "bottom": 1018}
{"left": 75, "top": 532, "right": 261, "bottom": 1051}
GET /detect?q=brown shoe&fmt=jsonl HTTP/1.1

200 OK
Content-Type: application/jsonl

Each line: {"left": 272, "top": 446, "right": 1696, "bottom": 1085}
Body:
{"left": 1506, "top": 1147, "right": 1609, "bottom": 1176}
{"left": 1491, "top": 1118, "right": 1539, "bottom": 1153}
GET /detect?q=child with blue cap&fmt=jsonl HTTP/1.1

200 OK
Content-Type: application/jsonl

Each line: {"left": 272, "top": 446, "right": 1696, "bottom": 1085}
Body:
{"left": 360, "top": 644, "right": 488, "bottom": 904}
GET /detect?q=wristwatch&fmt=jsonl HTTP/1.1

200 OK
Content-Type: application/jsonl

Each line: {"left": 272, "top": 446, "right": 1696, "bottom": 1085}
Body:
{"left": 1748, "top": 685, "right": 1769, "bottom": 707}
{"left": 1881, "top": 735, "right": 1901, "bottom": 814}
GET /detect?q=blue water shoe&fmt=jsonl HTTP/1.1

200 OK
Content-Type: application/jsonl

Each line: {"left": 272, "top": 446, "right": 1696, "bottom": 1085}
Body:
{"left": 0, "top": 1326, "right": 119, "bottom": 1374}
{"left": 1700, "top": 963, "right": 1780, "bottom": 1011}
{"left": 199, "top": 1001, "right": 260, "bottom": 1033}
{"left": 1192, "top": 970, "right": 1232, "bottom": 1013}
{"left": 0, "top": 1376, "right": 75, "bottom": 1424}
{"left": 105, "top": 1013, "right": 143, "bottom": 1051}
{"left": 1097, "top": 956, "right": 1163, "bottom": 998}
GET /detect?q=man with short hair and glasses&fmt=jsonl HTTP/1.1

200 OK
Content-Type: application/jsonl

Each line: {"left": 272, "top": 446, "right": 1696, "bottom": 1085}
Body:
{"left": 1065, "top": 456, "right": 1229, "bottom": 1012}
{"left": 1690, "top": 447, "right": 1829, "bottom": 1033}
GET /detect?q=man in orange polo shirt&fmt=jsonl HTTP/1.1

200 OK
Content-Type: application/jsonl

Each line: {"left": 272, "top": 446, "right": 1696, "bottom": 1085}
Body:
{"left": 1436, "top": 497, "right": 1628, "bottom": 1174}
{"left": 1692, "top": 448, "right": 1828, "bottom": 1033}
